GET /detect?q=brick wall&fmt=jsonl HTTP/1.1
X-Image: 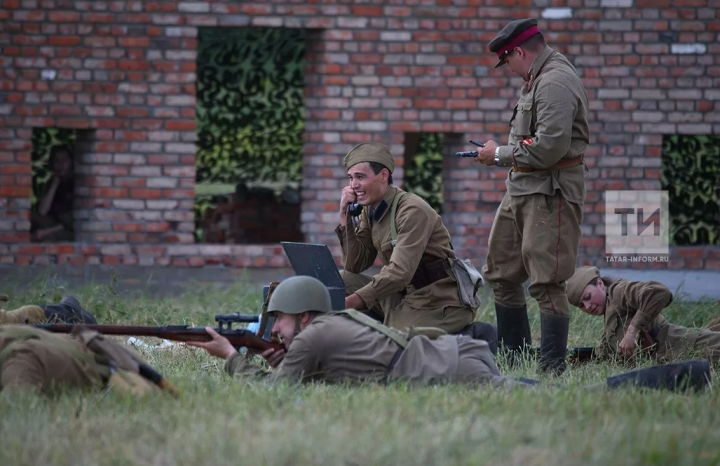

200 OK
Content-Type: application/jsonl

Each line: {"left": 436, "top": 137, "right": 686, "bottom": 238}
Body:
{"left": 1, "top": 0, "right": 719, "bottom": 270}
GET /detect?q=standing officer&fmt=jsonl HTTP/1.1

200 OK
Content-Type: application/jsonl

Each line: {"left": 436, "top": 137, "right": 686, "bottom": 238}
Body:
{"left": 473, "top": 19, "right": 590, "bottom": 374}
{"left": 333, "top": 142, "right": 483, "bottom": 336}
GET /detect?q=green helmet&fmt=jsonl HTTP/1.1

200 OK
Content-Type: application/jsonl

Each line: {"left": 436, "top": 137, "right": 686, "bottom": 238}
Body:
{"left": 268, "top": 276, "right": 332, "bottom": 315}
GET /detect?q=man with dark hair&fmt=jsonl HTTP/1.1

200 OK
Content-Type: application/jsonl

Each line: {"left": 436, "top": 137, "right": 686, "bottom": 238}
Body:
{"left": 472, "top": 18, "right": 590, "bottom": 375}
{"left": 334, "top": 142, "right": 493, "bottom": 342}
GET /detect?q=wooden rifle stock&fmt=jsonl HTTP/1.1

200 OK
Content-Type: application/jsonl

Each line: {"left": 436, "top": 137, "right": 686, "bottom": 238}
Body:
{"left": 34, "top": 324, "right": 285, "bottom": 353}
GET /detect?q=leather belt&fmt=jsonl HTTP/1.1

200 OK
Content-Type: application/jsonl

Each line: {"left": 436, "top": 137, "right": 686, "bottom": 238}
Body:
{"left": 512, "top": 155, "right": 583, "bottom": 173}
{"left": 410, "top": 258, "right": 449, "bottom": 290}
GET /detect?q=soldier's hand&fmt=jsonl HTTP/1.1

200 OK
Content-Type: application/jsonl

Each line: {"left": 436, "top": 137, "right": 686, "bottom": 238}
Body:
{"left": 345, "top": 293, "right": 365, "bottom": 310}
{"left": 475, "top": 140, "right": 498, "bottom": 166}
{"left": 261, "top": 347, "right": 286, "bottom": 368}
{"left": 339, "top": 186, "right": 357, "bottom": 226}
{"left": 617, "top": 335, "right": 636, "bottom": 359}
{"left": 187, "top": 327, "right": 238, "bottom": 360}
{"left": 340, "top": 186, "right": 357, "bottom": 213}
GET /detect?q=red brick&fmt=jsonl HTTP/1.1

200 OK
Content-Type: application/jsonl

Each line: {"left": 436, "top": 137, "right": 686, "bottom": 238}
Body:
{"left": 113, "top": 223, "right": 144, "bottom": 232}
{"left": 117, "top": 107, "right": 150, "bottom": 118}
{"left": 102, "top": 256, "right": 121, "bottom": 265}
{"left": 17, "top": 244, "right": 44, "bottom": 254}
{"left": 46, "top": 244, "right": 75, "bottom": 255}
{"left": 130, "top": 188, "right": 162, "bottom": 199}
{"left": 146, "top": 222, "right": 171, "bottom": 232}
{"left": 1, "top": 164, "right": 31, "bottom": 174}
{"left": 0, "top": 186, "right": 31, "bottom": 197}
{"left": 95, "top": 233, "right": 127, "bottom": 242}
{"left": 188, "top": 256, "right": 205, "bottom": 267}
{"left": 240, "top": 4, "right": 272, "bottom": 14}
{"left": 172, "top": 258, "right": 189, "bottom": 267}
{"left": 119, "top": 60, "right": 150, "bottom": 71}
{"left": 92, "top": 188, "right": 128, "bottom": 198}
{"left": 165, "top": 120, "right": 196, "bottom": 131}
{"left": 351, "top": 6, "right": 383, "bottom": 16}
{"left": 119, "top": 37, "right": 150, "bottom": 47}
{"left": 49, "top": 12, "right": 80, "bottom": 22}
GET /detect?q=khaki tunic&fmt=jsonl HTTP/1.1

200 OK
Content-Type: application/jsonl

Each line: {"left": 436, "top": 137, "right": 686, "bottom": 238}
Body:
{"left": 335, "top": 185, "right": 475, "bottom": 333}
{"left": 225, "top": 313, "right": 519, "bottom": 388}
{"left": 0, "top": 326, "right": 105, "bottom": 394}
{"left": 482, "top": 46, "right": 589, "bottom": 317}
{"left": 599, "top": 279, "right": 720, "bottom": 362}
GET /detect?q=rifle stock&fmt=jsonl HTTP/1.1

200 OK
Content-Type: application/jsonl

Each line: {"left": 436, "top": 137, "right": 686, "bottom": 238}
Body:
{"left": 34, "top": 324, "right": 285, "bottom": 353}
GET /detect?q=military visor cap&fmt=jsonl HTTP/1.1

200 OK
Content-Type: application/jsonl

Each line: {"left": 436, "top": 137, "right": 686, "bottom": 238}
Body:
{"left": 488, "top": 18, "right": 542, "bottom": 68}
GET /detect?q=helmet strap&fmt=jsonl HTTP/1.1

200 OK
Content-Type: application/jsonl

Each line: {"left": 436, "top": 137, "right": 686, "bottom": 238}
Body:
{"left": 293, "top": 314, "right": 303, "bottom": 337}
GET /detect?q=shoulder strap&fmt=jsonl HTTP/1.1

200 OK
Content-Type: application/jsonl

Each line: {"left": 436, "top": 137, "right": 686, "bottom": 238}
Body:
{"left": 389, "top": 192, "right": 406, "bottom": 246}
{"left": 336, "top": 309, "right": 408, "bottom": 349}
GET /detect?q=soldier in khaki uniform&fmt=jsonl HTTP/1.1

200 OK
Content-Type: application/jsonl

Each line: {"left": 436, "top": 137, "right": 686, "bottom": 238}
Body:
{"left": 190, "top": 276, "right": 712, "bottom": 393}
{"left": 0, "top": 325, "right": 169, "bottom": 396}
{"left": 566, "top": 266, "right": 720, "bottom": 363}
{"left": 474, "top": 19, "right": 589, "bottom": 374}
{"left": 333, "top": 142, "right": 479, "bottom": 336}
{"left": 0, "top": 295, "right": 97, "bottom": 325}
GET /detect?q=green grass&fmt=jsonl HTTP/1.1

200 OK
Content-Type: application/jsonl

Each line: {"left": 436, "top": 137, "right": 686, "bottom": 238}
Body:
{"left": 1, "top": 274, "right": 720, "bottom": 466}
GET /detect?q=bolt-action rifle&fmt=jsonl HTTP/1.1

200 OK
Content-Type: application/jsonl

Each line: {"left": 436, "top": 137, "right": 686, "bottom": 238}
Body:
{"left": 36, "top": 313, "right": 284, "bottom": 353}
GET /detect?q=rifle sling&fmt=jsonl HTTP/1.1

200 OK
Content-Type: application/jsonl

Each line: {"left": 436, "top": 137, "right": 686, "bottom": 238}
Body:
{"left": 336, "top": 309, "right": 409, "bottom": 349}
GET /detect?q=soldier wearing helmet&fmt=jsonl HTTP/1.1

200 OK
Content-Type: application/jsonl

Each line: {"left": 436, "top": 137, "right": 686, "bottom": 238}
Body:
{"left": 189, "top": 275, "right": 517, "bottom": 387}
{"left": 188, "top": 276, "right": 711, "bottom": 393}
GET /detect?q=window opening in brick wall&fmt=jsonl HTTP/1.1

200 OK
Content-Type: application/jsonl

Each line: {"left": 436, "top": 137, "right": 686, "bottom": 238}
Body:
{"left": 661, "top": 134, "right": 720, "bottom": 246}
{"left": 402, "top": 132, "right": 445, "bottom": 214}
{"left": 30, "top": 128, "right": 77, "bottom": 243}
{"left": 194, "top": 27, "right": 305, "bottom": 244}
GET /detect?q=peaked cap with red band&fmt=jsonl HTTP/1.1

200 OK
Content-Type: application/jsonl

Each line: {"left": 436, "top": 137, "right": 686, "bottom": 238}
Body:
{"left": 488, "top": 18, "right": 542, "bottom": 68}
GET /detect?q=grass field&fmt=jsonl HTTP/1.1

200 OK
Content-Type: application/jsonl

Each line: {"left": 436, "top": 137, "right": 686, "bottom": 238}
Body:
{"left": 1, "top": 273, "right": 720, "bottom": 466}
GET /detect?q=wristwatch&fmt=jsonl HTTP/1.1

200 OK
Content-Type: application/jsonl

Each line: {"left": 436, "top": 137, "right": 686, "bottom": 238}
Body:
{"left": 494, "top": 147, "right": 501, "bottom": 166}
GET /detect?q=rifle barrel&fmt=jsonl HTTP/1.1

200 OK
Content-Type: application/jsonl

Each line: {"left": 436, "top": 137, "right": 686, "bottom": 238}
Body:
{"left": 35, "top": 324, "right": 284, "bottom": 352}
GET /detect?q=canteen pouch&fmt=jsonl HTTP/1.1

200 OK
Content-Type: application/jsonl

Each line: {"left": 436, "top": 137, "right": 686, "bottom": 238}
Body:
{"left": 449, "top": 258, "right": 485, "bottom": 309}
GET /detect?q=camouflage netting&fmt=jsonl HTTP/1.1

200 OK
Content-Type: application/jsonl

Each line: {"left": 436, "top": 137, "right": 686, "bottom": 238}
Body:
{"left": 404, "top": 133, "right": 444, "bottom": 214}
{"left": 195, "top": 27, "right": 306, "bottom": 239}
{"left": 31, "top": 128, "right": 77, "bottom": 207}
{"left": 661, "top": 135, "right": 720, "bottom": 246}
